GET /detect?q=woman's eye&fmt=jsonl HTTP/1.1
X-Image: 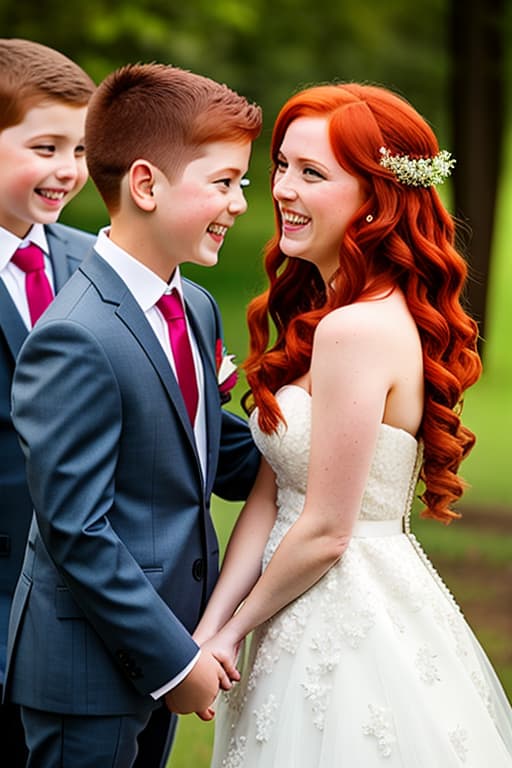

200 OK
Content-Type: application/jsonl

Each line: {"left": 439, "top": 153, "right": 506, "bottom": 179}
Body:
{"left": 304, "top": 167, "right": 324, "bottom": 180}
{"left": 275, "top": 159, "right": 287, "bottom": 172}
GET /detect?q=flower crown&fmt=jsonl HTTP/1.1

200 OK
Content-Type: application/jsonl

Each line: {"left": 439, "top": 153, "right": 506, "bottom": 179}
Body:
{"left": 378, "top": 146, "right": 456, "bottom": 188}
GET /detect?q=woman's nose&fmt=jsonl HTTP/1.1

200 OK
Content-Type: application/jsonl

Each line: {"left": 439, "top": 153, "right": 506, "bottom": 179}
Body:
{"left": 273, "top": 174, "right": 297, "bottom": 201}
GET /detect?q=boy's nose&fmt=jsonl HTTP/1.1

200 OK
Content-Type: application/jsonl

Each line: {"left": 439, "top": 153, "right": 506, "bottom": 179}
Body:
{"left": 54, "top": 154, "right": 80, "bottom": 180}
{"left": 228, "top": 188, "right": 248, "bottom": 216}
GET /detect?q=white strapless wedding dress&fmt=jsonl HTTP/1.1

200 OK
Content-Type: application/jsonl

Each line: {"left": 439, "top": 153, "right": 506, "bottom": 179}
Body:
{"left": 211, "top": 385, "right": 512, "bottom": 767}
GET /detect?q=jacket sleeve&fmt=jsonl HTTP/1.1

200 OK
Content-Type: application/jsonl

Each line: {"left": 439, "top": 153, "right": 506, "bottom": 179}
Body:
{"left": 11, "top": 319, "right": 199, "bottom": 695}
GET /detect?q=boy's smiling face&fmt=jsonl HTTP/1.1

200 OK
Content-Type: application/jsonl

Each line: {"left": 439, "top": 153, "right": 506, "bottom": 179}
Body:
{"left": 152, "top": 139, "right": 252, "bottom": 270}
{"left": 0, "top": 101, "right": 88, "bottom": 238}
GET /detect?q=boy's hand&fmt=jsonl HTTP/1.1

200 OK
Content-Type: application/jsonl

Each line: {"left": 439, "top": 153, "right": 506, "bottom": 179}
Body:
{"left": 164, "top": 651, "right": 229, "bottom": 715}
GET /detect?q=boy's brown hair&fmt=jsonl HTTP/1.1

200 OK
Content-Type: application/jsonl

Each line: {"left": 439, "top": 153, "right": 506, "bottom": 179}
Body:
{"left": 85, "top": 63, "right": 262, "bottom": 212}
{"left": 0, "top": 38, "right": 95, "bottom": 132}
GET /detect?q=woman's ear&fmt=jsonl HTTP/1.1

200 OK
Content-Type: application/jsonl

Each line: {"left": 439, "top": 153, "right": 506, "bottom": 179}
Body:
{"left": 128, "top": 159, "right": 157, "bottom": 211}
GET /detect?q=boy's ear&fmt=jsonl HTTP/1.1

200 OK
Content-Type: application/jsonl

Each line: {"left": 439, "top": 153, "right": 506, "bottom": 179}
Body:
{"left": 128, "top": 160, "right": 157, "bottom": 211}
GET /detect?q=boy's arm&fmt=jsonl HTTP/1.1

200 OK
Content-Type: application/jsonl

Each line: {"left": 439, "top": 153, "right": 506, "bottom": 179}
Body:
{"left": 11, "top": 319, "right": 200, "bottom": 694}
{"left": 213, "top": 409, "right": 260, "bottom": 500}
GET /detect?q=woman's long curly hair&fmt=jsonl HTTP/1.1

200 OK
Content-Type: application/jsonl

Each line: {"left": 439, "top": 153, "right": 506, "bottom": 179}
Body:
{"left": 243, "top": 83, "right": 482, "bottom": 524}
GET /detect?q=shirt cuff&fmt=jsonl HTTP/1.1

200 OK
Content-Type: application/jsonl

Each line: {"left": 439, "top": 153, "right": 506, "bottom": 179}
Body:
{"left": 150, "top": 649, "right": 201, "bottom": 700}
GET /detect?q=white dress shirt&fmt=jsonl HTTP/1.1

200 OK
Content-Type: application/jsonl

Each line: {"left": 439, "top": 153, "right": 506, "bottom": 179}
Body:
{"left": 0, "top": 223, "right": 54, "bottom": 329}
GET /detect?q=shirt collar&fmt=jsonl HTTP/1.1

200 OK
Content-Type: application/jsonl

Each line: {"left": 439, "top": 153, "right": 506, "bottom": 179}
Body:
{"left": 94, "top": 227, "right": 184, "bottom": 313}
{"left": 0, "top": 223, "right": 49, "bottom": 271}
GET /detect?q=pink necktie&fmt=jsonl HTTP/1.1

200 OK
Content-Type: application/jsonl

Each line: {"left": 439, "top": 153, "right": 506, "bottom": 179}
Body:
{"left": 157, "top": 290, "right": 199, "bottom": 425}
{"left": 11, "top": 243, "right": 54, "bottom": 326}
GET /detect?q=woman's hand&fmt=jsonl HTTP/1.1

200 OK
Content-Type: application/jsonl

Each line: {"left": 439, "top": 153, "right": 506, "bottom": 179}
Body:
{"left": 200, "top": 624, "right": 243, "bottom": 684}
{"left": 193, "top": 623, "right": 244, "bottom": 721}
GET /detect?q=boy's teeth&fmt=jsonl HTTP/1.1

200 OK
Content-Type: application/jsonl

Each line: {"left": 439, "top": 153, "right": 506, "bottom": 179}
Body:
{"left": 39, "top": 190, "right": 65, "bottom": 200}
{"left": 208, "top": 224, "right": 227, "bottom": 236}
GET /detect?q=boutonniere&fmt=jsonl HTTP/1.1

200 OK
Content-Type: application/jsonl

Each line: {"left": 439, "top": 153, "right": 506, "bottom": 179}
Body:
{"left": 216, "top": 339, "right": 238, "bottom": 404}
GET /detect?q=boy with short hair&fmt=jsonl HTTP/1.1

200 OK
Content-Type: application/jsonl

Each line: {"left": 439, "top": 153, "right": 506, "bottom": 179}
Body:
{"left": 6, "top": 62, "right": 262, "bottom": 768}
{"left": 0, "top": 38, "right": 96, "bottom": 766}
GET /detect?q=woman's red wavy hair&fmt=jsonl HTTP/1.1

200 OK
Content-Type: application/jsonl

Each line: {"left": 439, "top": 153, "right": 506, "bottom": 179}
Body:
{"left": 243, "top": 83, "right": 482, "bottom": 524}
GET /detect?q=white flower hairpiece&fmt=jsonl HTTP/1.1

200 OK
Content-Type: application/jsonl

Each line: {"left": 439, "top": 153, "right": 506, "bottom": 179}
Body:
{"left": 378, "top": 146, "right": 456, "bottom": 188}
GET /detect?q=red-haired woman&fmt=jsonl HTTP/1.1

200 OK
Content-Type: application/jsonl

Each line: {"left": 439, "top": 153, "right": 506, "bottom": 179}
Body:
{"left": 194, "top": 83, "right": 512, "bottom": 766}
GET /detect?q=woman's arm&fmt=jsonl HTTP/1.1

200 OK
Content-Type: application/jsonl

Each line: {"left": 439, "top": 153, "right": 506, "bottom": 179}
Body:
{"left": 207, "top": 305, "right": 394, "bottom": 655}
{"left": 194, "top": 457, "right": 278, "bottom": 647}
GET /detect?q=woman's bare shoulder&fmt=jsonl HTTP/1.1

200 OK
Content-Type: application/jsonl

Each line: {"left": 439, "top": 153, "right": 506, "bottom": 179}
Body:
{"left": 316, "top": 291, "right": 412, "bottom": 346}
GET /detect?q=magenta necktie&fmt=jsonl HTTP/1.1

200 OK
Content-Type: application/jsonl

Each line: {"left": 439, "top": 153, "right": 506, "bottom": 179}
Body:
{"left": 11, "top": 243, "right": 54, "bottom": 326}
{"left": 157, "top": 290, "right": 199, "bottom": 425}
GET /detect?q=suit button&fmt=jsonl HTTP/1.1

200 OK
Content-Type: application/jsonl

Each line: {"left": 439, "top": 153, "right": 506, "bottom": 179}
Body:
{"left": 192, "top": 558, "right": 204, "bottom": 581}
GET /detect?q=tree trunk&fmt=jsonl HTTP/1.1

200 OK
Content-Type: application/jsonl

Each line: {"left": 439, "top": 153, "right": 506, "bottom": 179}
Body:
{"left": 450, "top": 0, "right": 504, "bottom": 355}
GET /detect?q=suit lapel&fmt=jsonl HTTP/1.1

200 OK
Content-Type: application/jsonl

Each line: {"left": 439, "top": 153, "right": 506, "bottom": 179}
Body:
{"left": 0, "top": 225, "right": 85, "bottom": 362}
{"left": 80, "top": 252, "right": 200, "bottom": 453}
{"left": 184, "top": 292, "right": 221, "bottom": 490}
{"left": 0, "top": 278, "right": 28, "bottom": 359}
{"left": 46, "top": 226, "right": 83, "bottom": 291}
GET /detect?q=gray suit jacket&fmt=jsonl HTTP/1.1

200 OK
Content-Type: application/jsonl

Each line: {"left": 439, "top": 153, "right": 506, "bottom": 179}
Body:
{"left": 0, "top": 223, "right": 94, "bottom": 684}
{"left": 5, "top": 249, "right": 258, "bottom": 716}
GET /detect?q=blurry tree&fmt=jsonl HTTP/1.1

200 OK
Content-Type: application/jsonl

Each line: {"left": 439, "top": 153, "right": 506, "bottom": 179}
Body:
{"left": 1, "top": 0, "right": 510, "bottom": 347}
{"left": 450, "top": 0, "right": 506, "bottom": 353}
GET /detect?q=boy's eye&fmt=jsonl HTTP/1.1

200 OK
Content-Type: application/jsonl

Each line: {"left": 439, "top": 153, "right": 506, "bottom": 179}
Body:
{"left": 75, "top": 144, "right": 86, "bottom": 156}
{"left": 33, "top": 144, "right": 55, "bottom": 155}
{"left": 215, "top": 178, "right": 232, "bottom": 189}
{"left": 214, "top": 177, "right": 249, "bottom": 190}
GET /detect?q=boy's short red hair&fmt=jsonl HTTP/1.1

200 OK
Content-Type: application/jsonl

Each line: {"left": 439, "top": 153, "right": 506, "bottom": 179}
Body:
{"left": 85, "top": 63, "right": 262, "bottom": 212}
{"left": 0, "top": 38, "right": 95, "bottom": 131}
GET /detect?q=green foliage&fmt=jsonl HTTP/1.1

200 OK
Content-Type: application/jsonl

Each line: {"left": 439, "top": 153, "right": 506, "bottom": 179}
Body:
{"left": 1, "top": 0, "right": 454, "bottom": 138}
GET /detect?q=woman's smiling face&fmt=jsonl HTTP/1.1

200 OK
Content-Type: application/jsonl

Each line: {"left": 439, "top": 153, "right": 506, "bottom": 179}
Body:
{"left": 273, "top": 116, "right": 364, "bottom": 282}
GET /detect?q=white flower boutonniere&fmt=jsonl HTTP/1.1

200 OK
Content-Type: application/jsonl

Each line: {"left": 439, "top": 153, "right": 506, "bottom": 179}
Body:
{"left": 216, "top": 339, "right": 238, "bottom": 404}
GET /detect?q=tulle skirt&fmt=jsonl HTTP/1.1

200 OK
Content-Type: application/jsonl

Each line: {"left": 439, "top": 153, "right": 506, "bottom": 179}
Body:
{"left": 210, "top": 532, "right": 512, "bottom": 767}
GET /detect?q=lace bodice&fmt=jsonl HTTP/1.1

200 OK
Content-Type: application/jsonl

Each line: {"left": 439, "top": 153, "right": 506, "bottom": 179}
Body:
{"left": 250, "top": 385, "right": 421, "bottom": 566}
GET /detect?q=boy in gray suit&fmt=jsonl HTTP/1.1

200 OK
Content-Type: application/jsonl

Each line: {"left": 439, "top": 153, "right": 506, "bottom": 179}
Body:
{"left": 0, "top": 38, "right": 96, "bottom": 766}
{"left": 6, "top": 62, "right": 262, "bottom": 767}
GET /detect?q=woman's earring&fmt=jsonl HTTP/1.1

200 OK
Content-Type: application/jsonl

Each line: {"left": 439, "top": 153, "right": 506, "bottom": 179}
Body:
{"left": 365, "top": 214, "right": 374, "bottom": 223}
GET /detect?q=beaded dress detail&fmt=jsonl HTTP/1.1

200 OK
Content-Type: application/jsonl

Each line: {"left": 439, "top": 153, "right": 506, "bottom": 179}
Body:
{"left": 211, "top": 385, "right": 512, "bottom": 767}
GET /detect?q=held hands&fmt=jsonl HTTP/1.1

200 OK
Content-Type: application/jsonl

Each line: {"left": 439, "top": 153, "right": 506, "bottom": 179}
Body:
{"left": 192, "top": 624, "right": 243, "bottom": 720}
{"left": 164, "top": 650, "right": 232, "bottom": 722}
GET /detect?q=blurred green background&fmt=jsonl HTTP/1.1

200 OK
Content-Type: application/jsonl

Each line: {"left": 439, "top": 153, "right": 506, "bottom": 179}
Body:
{"left": 2, "top": 1, "right": 510, "bottom": 764}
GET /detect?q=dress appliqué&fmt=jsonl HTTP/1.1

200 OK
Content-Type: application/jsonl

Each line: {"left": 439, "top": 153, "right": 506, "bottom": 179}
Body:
{"left": 362, "top": 704, "right": 397, "bottom": 758}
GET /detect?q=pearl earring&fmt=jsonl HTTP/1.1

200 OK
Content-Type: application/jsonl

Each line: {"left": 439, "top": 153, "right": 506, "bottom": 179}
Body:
{"left": 365, "top": 214, "right": 374, "bottom": 223}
